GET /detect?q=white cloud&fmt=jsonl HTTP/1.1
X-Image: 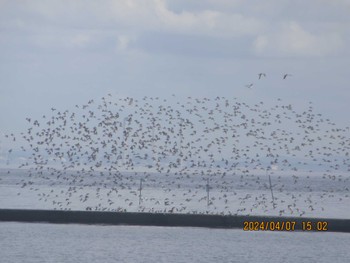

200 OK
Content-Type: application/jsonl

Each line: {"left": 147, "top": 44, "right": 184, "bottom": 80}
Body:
{"left": 254, "top": 21, "right": 343, "bottom": 57}
{"left": 70, "top": 33, "right": 91, "bottom": 48}
{"left": 159, "top": 0, "right": 263, "bottom": 37}
{"left": 106, "top": 0, "right": 264, "bottom": 37}
{"left": 0, "top": 0, "right": 265, "bottom": 56}
{"left": 154, "top": 0, "right": 218, "bottom": 31}
{"left": 254, "top": 35, "right": 268, "bottom": 53}
{"left": 116, "top": 35, "right": 130, "bottom": 51}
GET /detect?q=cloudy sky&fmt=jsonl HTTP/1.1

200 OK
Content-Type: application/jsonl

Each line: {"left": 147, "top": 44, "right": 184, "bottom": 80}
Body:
{"left": 1, "top": 0, "right": 350, "bottom": 137}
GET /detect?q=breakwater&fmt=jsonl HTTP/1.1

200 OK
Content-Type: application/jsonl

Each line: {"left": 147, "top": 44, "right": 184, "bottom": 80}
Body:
{"left": 0, "top": 209, "right": 349, "bottom": 233}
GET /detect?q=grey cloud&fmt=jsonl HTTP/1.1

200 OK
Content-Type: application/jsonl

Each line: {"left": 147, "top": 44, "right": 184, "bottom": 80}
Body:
{"left": 0, "top": 0, "right": 350, "bottom": 135}
{"left": 133, "top": 32, "right": 253, "bottom": 58}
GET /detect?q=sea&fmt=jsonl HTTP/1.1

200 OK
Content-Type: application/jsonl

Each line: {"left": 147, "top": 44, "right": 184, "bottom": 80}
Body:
{"left": 0, "top": 168, "right": 349, "bottom": 262}
{"left": 0, "top": 223, "right": 349, "bottom": 263}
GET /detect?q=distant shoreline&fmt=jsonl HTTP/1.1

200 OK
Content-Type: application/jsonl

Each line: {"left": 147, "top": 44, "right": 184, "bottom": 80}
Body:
{"left": 0, "top": 209, "right": 349, "bottom": 233}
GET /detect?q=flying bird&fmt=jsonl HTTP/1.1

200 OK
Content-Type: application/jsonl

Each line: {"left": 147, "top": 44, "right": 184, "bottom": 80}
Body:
{"left": 245, "top": 83, "right": 254, "bottom": 89}
{"left": 11, "top": 93, "right": 348, "bottom": 217}
{"left": 258, "top": 73, "right": 266, "bottom": 79}
{"left": 283, "top": 74, "right": 292, "bottom": 79}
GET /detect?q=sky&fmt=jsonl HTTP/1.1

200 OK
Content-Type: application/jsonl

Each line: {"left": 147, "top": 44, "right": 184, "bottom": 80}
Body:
{"left": 1, "top": 0, "right": 350, "bottom": 142}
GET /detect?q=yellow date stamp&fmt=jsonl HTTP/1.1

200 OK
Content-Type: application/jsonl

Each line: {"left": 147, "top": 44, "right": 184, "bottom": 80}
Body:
{"left": 301, "top": 221, "right": 328, "bottom": 231}
{"left": 243, "top": 221, "right": 296, "bottom": 231}
{"left": 243, "top": 221, "right": 329, "bottom": 231}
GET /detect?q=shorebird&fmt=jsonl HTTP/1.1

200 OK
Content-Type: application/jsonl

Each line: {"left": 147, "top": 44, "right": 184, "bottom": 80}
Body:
{"left": 258, "top": 73, "right": 266, "bottom": 79}
{"left": 9, "top": 93, "right": 348, "bottom": 217}
{"left": 283, "top": 74, "right": 292, "bottom": 79}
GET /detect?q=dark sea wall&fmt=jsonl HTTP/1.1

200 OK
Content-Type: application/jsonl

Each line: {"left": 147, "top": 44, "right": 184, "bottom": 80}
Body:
{"left": 0, "top": 209, "right": 349, "bottom": 233}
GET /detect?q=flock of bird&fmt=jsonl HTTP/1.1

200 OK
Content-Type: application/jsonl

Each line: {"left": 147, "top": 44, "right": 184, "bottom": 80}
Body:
{"left": 1, "top": 92, "right": 349, "bottom": 216}
{"left": 245, "top": 73, "right": 292, "bottom": 89}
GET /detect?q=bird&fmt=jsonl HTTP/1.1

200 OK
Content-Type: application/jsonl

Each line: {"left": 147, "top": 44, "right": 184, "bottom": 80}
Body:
{"left": 258, "top": 73, "right": 266, "bottom": 79}
{"left": 245, "top": 83, "right": 254, "bottom": 89}
{"left": 5, "top": 92, "right": 348, "bottom": 219}
{"left": 283, "top": 74, "right": 292, "bottom": 79}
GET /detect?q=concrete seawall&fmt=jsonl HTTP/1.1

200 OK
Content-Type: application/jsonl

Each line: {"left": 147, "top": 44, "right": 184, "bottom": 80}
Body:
{"left": 0, "top": 209, "right": 349, "bottom": 232}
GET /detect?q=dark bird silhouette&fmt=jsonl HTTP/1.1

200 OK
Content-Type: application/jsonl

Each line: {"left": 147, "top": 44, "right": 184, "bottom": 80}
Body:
{"left": 258, "top": 73, "right": 266, "bottom": 79}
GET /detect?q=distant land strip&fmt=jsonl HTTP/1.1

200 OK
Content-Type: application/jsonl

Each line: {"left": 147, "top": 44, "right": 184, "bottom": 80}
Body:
{"left": 0, "top": 209, "right": 349, "bottom": 233}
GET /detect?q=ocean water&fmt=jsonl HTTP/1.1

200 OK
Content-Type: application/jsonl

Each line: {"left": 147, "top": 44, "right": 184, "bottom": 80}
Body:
{"left": 0, "top": 164, "right": 349, "bottom": 263}
{"left": 1, "top": 66, "right": 350, "bottom": 262}
{"left": 0, "top": 222, "right": 349, "bottom": 263}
